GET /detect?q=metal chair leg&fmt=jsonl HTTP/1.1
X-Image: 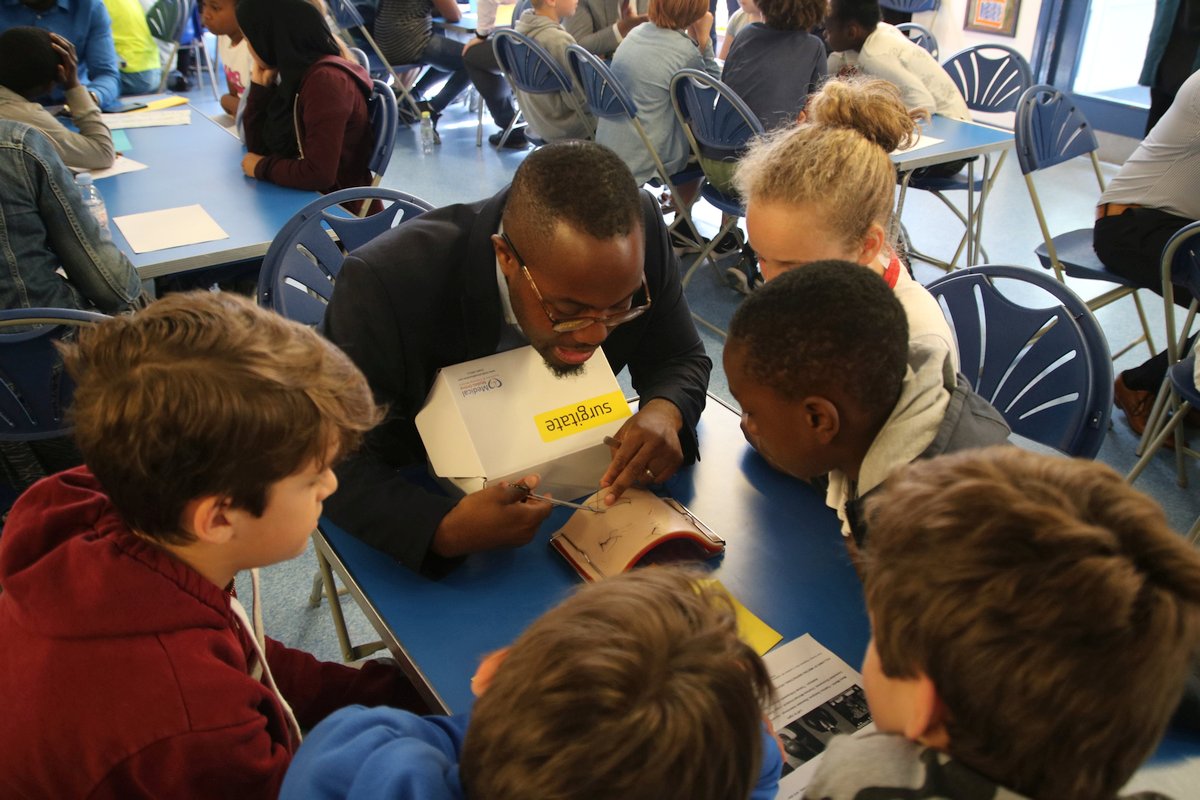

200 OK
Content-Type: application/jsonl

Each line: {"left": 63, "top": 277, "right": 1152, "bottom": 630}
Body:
{"left": 311, "top": 533, "right": 385, "bottom": 662}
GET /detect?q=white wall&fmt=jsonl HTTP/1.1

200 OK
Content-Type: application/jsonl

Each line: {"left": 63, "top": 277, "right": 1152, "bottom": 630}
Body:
{"left": 913, "top": 0, "right": 1042, "bottom": 63}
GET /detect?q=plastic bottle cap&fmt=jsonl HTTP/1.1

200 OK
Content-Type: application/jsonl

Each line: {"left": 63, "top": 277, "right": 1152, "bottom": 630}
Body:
{"left": 421, "top": 111, "right": 431, "bottom": 119}
{"left": 75, "top": 172, "right": 94, "bottom": 185}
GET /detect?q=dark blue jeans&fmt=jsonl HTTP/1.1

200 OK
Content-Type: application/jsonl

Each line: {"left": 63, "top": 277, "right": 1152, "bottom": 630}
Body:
{"left": 413, "top": 31, "right": 471, "bottom": 112}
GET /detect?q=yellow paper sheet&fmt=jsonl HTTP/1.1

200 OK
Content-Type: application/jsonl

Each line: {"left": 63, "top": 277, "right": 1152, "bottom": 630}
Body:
{"left": 709, "top": 579, "right": 783, "bottom": 656}
{"left": 112, "top": 204, "right": 228, "bottom": 253}
{"left": 494, "top": 1, "right": 515, "bottom": 25}
{"left": 133, "top": 95, "right": 189, "bottom": 112}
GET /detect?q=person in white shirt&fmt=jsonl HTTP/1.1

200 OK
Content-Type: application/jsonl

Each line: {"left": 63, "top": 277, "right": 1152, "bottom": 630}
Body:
{"left": 824, "top": 0, "right": 968, "bottom": 122}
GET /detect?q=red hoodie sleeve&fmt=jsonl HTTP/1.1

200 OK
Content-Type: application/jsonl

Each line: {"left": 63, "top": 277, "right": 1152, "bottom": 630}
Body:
{"left": 253, "top": 65, "right": 360, "bottom": 192}
{"left": 264, "top": 637, "right": 428, "bottom": 729}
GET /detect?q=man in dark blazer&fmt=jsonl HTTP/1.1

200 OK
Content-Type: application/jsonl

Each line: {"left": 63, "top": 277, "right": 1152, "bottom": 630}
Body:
{"left": 323, "top": 141, "right": 712, "bottom": 573}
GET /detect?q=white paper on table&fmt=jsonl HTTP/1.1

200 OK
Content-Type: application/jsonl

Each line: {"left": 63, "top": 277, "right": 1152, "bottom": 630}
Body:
{"left": 101, "top": 109, "right": 191, "bottom": 129}
{"left": 113, "top": 204, "right": 228, "bottom": 253}
{"left": 88, "top": 155, "right": 149, "bottom": 180}
{"left": 764, "top": 634, "right": 877, "bottom": 799}
{"left": 891, "top": 134, "right": 943, "bottom": 156}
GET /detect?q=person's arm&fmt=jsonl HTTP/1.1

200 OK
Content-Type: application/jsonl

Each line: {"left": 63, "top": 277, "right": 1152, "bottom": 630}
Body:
{"left": 686, "top": 14, "right": 720, "bottom": 77}
{"left": 600, "top": 194, "right": 711, "bottom": 500}
{"left": 432, "top": 0, "right": 462, "bottom": 23}
{"left": 864, "top": 51, "right": 938, "bottom": 116}
{"left": 251, "top": 67, "right": 354, "bottom": 190}
{"left": 27, "top": 130, "right": 141, "bottom": 312}
{"left": 81, "top": 0, "right": 121, "bottom": 108}
{"left": 565, "top": 0, "right": 638, "bottom": 55}
{"left": 279, "top": 707, "right": 469, "bottom": 800}
{"left": 60, "top": 85, "right": 116, "bottom": 169}
{"left": 264, "top": 639, "right": 427, "bottom": 725}
{"left": 241, "top": 81, "right": 274, "bottom": 155}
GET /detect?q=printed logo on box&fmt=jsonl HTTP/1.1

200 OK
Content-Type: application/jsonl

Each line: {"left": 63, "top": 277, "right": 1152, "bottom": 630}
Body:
{"left": 457, "top": 368, "right": 504, "bottom": 398}
{"left": 534, "top": 391, "right": 631, "bottom": 442}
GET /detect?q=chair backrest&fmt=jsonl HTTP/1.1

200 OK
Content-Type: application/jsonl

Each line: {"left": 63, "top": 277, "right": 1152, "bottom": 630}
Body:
{"left": 511, "top": 0, "right": 532, "bottom": 22}
{"left": 566, "top": 43, "right": 639, "bottom": 121}
{"left": 367, "top": 79, "right": 399, "bottom": 181}
{"left": 669, "top": 69, "right": 763, "bottom": 165}
{"left": 895, "top": 22, "right": 938, "bottom": 59}
{"left": 492, "top": 29, "right": 577, "bottom": 96}
{"left": 1158, "top": 220, "right": 1200, "bottom": 362}
{"left": 879, "top": 0, "right": 939, "bottom": 12}
{"left": 145, "top": 0, "right": 191, "bottom": 42}
{"left": 1014, "top": 84, "right": 1100, "bottom": 175}
{"left": 258, "top": 188, "right": 434, "bottom": 326}
{"left": 0, "top": 309, "right": 110, "bottom": 442}
{"left": 348, "top": 47, "right": 370, "bottom": 70}
{"left": 942, "top": 44, "right": 1033, "bottom": 114}
{"left": 327, "top": 0, "right": 367, "bottom": 30}
{"left": 925, "top": 265, "right": 1113, "bottom": 458}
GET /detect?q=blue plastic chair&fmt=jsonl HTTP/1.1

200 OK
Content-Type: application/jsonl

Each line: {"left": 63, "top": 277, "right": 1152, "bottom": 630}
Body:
{"left": 669, "top": 69, "right": 762, "bottom": 303}
{"left": 0, "top": 309, "right": 109, "bottom": 442}
{"left": 1127, "top": 221, "right": 1200, "bottom": 493}
{"left": 492, "top": 29, "right": 594, "bottom": 147}
{"left": 566, "top": 44, "right": 705, "bottom": 251}
{"left": 147, "top": 0, "right": 219, "bottom": 97}
{"left": 925, "top": 265, "right": 1113, "bottom": 458}
{"left": 879, "top": 0, "right": 939, "bottom": 12}
{"left": 1015, "top": 84, "right": 1156, "bottom": 361}
{"left": 257, "top": 187, "right": 434, "bottom": 326}
{"left": 367, "top": 78, "right": 399, "bottom": 187}
{"left": 895, "top": 22, "right": 938, "bottom": 59}
{"left": 901, "top": 45, "right": 1033, "bottom": 270}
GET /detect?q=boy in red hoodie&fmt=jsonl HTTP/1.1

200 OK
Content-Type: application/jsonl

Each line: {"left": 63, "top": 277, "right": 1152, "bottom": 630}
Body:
{"left": 0, "top": 291, "right": 425, "bottom": 798}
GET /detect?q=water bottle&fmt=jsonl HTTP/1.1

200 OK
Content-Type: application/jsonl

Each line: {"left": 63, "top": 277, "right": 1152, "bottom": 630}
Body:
{"left": 420, "top": 111, "right": 435, "bottom": 156}
{"left": 75, "top": 173, "right": 110, "bottom": 240}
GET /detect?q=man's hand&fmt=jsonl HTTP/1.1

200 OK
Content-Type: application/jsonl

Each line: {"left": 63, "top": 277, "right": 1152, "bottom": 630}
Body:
{"left": 599, "top": 398, "right": 685, "bottom": 505}
{"left": 462, "top": 35, "right": 485, "bottom": 55}
{"left": 688, "top": 11, "right": 713, "bottom": 47}
{"left": 617, "top": 1, "right": 648, "bottom": 36}
{"left": 51, "top": 33, "right": 80, "bottom": 90}
{"left": 431, "top": 474, "right": 553, "bottom": 557}
{"left": 241, "top": 152, "right": 265, "bottom": 178}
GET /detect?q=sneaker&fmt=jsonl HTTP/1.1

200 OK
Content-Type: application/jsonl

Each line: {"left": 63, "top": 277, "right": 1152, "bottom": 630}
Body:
{"left": 167, "top": 70, "right": 190, "bottom": 92}
{"left": 725, "top": 248, "right": 762, "bottom": 295}
{"left": 489, "top": 126, "right": 529, "bottom": 149}
{"left": 711, "top": 230, "right": 742, "bottom": 257}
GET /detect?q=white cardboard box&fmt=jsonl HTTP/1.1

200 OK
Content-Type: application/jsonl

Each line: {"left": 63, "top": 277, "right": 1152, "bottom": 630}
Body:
{"left": 415, "top": 346, "right": 633, "bottom": 499}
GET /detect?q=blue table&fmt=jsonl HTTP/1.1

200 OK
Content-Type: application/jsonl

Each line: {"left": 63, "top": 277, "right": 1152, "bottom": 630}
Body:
{"left": 318, "top": 395, "right": 870, "bottom": 714}
{"left": 100, "top": 110, "right": 317, "bottom": 280}
{"left": 891, "top": 114, "right": 1015, "bottom": 268}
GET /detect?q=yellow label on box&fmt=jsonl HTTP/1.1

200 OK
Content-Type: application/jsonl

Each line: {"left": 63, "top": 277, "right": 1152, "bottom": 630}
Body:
{"left": 534, "top": 391, "right": 631, "bottom": 442}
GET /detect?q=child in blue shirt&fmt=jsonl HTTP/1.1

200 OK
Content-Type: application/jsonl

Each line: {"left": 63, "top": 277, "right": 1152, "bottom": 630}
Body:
{"left": 280, "top": 567, "right": 783, "bottom": 799}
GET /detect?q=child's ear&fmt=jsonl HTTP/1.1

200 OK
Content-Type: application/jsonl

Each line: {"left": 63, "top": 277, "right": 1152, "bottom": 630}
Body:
{"left": 471, "top": 647, "right": 511, "bottom": 697}
{"left": 905, "top": 673, "right": 951, "bottom": 749}
{"left": 802, "top": 396, "right": 841, "bottom": 443}
{"left": 180, "top": 496, "right": 236, "bottom": 545}
{"left": 859, "top": 222, "right": 887, "bottom": 266}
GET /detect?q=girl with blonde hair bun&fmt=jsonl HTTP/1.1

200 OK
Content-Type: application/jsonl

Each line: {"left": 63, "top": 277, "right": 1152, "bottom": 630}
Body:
{"left": 733, "top": 77, "right": 957, "bottom": 374}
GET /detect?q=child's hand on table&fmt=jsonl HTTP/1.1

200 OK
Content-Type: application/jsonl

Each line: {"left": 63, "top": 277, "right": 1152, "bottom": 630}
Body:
{"left": 241, "top": 152, "right": 265, "bottom": 177}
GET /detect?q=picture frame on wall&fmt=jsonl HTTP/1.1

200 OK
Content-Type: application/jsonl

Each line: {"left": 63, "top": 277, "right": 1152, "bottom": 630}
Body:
{"left": 964, "top": 0, "right": 1021, "bottom": 37}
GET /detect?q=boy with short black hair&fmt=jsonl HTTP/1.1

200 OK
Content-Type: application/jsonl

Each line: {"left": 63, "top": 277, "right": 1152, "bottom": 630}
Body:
{"left": 806, "top": 447, "right": 1200, "bottom": 799}
{"left": 824, "top": 0, "right": 969, "bottom": 122}
{"left": 0, "top": 26, "right": 114, "bottom": 169}
{"left": 279, "top": 567, "right": 783, "bottom": 800}
{"left": 724, "top": 262, "right": 1009, "bottom": 546}
{"left": 0, "top": 292, "right": 424, "bottom": 798}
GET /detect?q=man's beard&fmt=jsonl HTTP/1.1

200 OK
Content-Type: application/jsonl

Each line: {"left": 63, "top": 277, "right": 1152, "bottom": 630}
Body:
{"left": 543, "top": 356, "right": 586, "bottom": 378}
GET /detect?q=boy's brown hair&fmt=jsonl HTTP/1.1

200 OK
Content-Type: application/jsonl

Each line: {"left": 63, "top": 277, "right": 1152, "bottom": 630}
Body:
{"left": 756, "top": 0, "right": 823, "bottom": 30}
{"left": 61, "top": 291, "right": 382, "bottom": 545}
{"left": 648, "top": 0, "right": 708, "bottom": 30}
{"left": 461, "top": 567, "right": 774, "bottom": 800}
{"left": 864, "top": 447, "right": 1200, "bottom": 800}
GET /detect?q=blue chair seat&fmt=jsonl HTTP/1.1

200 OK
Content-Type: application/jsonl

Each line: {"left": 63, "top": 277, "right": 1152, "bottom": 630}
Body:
{"left": 699, "top": 183, "right": 742, "bottom": 217}
{"left": 1033, "top": 228, "right": 1140, "bottom": 288}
